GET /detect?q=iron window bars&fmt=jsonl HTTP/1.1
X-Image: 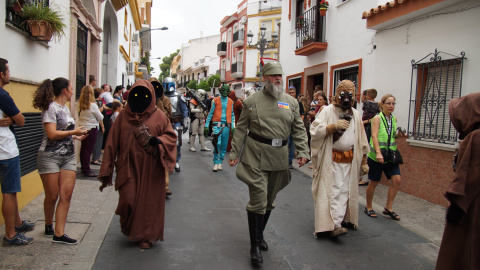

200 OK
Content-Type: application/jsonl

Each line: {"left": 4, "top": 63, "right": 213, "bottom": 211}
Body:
{"left": 407, "top": 49, "right": 466, "bottom": 144}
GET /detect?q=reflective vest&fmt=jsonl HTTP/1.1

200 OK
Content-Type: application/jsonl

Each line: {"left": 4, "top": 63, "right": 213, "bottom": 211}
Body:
{"left": 212, "top": 96, "right": 233, "bottom": 123}
{"left": 367, "top": 112, "right": 397, "bottom": 162}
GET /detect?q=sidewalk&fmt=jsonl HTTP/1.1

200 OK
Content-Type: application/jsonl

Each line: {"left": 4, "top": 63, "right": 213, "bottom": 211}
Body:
{"left": 0, "top": 164, "right": 118, "bottom": 270}
{"left": 0, "top": 156, "right": 446, "bottom": 269}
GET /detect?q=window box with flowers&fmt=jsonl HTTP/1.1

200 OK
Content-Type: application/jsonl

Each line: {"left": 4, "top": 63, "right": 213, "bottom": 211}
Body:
{"left": 302, "top": 36, "right": 314, "bottom": 46}
{"left": 319, "top": 0, "right": 329, "bottom": 16}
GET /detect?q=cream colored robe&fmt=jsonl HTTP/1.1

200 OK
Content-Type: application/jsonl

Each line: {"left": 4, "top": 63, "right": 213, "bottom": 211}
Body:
{"left": 310, "top": 104, "right": 369, "bottom": 234}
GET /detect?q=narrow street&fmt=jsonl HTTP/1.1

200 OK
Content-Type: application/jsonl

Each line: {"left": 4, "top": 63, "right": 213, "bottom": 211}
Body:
{"left": 93, "top": 135, "right": 436, "bottom": 270}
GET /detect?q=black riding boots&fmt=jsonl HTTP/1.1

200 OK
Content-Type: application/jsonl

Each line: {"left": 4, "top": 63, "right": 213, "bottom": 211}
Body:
{"left": 260, "top": 210, "right": 271, "bottom": 251}
{"left": 247, "top": 211, "right": 264, "bottom": 264}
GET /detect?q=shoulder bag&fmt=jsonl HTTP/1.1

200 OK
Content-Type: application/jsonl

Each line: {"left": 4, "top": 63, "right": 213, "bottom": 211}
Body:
{"left": 380, "top": 114, "right": 403, "bottom": 164}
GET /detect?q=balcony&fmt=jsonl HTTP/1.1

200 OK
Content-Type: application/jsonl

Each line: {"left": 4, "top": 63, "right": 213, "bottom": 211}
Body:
{"left": 295, "top": 6, "right": 328, "bottom": 56}
{"left": 232, "top": 29, "right": 245, "bottom": 48}
{"left": 259, "top": 0, "right": 282, "bottom": 12}
{"left": 231, "top": 62, "right": 244, "bottom": 79}
{"left": 217, "top": 42, "right": 227, "bottom": 57}
{"left": 220, "top": 68, "right": 226, "bottom": 82}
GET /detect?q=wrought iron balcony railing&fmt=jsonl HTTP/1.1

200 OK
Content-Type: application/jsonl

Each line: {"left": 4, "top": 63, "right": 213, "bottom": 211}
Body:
{"left": 295, "top": 6, "right": 326, "bottom": 49}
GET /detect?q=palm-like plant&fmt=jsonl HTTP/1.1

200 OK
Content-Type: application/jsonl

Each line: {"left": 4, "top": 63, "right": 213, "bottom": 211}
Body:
{"left": 20, "top": 2, "right": 66, "bottom": 41}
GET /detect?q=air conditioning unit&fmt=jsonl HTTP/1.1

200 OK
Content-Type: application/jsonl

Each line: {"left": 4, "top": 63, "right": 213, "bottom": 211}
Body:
{"left": 132, "top": 33, "right": 139, "bottom": 45}
{"left": 240, "top": 17, "right": 247, "bottom": 24}
{"left": 127, "top": 62, "right": 134, "bottom": 75}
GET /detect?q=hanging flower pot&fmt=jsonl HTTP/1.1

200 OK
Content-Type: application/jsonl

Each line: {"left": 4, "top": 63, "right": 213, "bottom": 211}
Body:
{"left": 320, "top": 8, "right": 327, "bottom": 16}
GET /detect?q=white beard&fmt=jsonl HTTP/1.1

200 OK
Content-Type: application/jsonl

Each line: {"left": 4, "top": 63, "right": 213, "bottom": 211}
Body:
{"left": 264, "top": 80, "right": 284, "bottom": 99}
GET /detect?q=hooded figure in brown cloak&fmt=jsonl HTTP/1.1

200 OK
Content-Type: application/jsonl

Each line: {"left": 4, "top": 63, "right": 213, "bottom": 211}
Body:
{"left": 98, "top": 80, "right": 177, "bottom": 249}
{"left": 436, "top": 92, "right": 480, "bottom": 269}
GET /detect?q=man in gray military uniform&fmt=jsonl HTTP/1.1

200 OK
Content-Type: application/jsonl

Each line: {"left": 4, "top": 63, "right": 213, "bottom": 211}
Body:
{"left": 228, "top": 61, "right": 309, "bottom": 264}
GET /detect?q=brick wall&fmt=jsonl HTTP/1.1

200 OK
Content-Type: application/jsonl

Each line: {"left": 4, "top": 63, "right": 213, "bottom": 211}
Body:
{"left": 378, "top": 137, "right": 455, "bottom": 207}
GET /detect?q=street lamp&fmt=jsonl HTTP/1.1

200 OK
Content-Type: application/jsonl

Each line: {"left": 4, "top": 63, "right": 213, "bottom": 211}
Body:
{"left": 247, "top": 25, "right": 279, "bottom": 85}
{"left": 140, "top": 26, "right": 168, "bottom": 36}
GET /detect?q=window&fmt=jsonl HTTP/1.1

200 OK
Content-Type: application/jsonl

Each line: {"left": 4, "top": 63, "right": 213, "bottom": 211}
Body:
{"left": 407, "top": 50, "right": 466, "bottom": 145}
{"left": 296, "top": 0, "right": 305, "bottom": 18}
{"left": 5, "top": 0, "right": 50, "bottom": 37}
{"left": 333, "top": 66, "right": 359, "bottom": 95}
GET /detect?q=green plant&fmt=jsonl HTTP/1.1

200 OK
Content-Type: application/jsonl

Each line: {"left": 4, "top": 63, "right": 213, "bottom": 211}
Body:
{"left": 187, "top": 80, "right": 198, "bottom": 90}
{"left": 197, "top": 79, "right": 209, "bottom": 90}
{"left": 319, "top": 0, "right": 329, "bottom": 9}
{"left": 207, "top": 74, "right": 221, "bottom": 90}
{"left": 20, "top": 2, "right": 66, "bottom": 41}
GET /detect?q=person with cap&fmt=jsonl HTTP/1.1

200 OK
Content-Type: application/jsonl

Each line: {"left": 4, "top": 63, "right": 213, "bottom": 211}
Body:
{"left": 228, "top": 61, "right": 308, "bottom": 264}
{"left": 204, "top": 84, "right": 235, "bottom": 171}
{"left": 310, "top": 80, "right": 370, "bottom": 238}
{"left": 148, "top": 77, "right": 174, "bottom": 196}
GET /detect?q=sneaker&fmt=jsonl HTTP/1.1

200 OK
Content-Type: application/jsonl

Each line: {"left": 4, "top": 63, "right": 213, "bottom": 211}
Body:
{"left": 217, "top": 164, "right": 223, "bottom": 171}
{"left": 175, "top": 163, "right": 181, "bottom": 172}
{"left": 189, "top": 147, "right": 196, "bottom": 152}
{"left": 213, "top": 164, "right": 218, "bottom": 172}
{"left": 45, "top": 224, "right": 54, "bottom": 237}
{"left": 15, "top": 220, "right": 35, "bottom": 233}
{"left": 52, "top": 234, "right": 78, "bottom": 245}
{"left": 288, "top": 164, "right": 294, "bottom": 169}
{"left": 3, "top": 233, "right": 34, "bottom": 246}
{"left": 83, "top": 171, "right": 98, "bottom": 177}
{"left": 200, "top": 147, "right": 211, "bottom": 151}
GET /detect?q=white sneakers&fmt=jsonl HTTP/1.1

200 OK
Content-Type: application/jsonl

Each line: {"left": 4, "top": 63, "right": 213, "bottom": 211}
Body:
{"left": 217, "top": 164, "right": 223, "bottom": 171}
{"left": 213, "top": 164, "right": 218, "bottom": 172}
{"left": 189, "top": 147, "right": 196, "bottom": 152}
{"left": 201, "top": 147, "right": 211, "bottom": 151}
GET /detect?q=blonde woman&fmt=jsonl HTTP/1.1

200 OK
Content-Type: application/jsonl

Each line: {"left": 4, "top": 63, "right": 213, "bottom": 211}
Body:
{"left": 33, "top": 78, "right": 88, "bottom": 244}
{"left": 76, "top": 85, "right": 105, "bottom": 177}
{"left": 364, "top": 94, "right": 403, "bottom": 220}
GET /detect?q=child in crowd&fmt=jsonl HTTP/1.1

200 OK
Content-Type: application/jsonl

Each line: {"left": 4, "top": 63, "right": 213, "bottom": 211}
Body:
{"left": 110, "top": 100, "right": 122, "bottom": 124}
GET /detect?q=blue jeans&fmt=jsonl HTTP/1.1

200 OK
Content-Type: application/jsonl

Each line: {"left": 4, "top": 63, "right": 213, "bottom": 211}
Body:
{"left": 288, "top": 135, "right": 295, "bottom": 165}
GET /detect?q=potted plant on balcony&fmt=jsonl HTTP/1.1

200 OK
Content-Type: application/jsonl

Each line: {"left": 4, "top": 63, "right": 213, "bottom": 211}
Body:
{"left": 296, "top": 15, "right": 304, "bottom": 30}
{"left": 302, "top": 36, "right": 314, "bottom": 46}
{"left": 319, "top": 0, "right": 329, "bottom": 16}
{"left": 20, "top": 2, "right": 66, "bottom": 42}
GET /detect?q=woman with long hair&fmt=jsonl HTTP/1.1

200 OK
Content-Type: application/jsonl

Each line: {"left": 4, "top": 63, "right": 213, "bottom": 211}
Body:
{"left": 76, "top": 85, "right": 105, "bottom": 177}
{"left": 113, "top": 85, "right": 124, "bottom": 103}
{"left": 32, "top": 78, "right": 88, "bottom": 244}
{"left": 364, "top": 94, "right": 403, "bottom": 220}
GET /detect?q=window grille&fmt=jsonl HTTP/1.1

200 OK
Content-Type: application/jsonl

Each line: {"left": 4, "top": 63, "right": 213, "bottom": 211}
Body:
{"left": 5, "top": 0, "right": 50, "bottom": 36}
{"left": 13, "top": 113, "right": 43, "bottom": 176}
{"left": 333, "top": 66, "right": 358, "bottom": 95}
{"left": 76, "top": 20, "right": 88, "bottom": 100}
{"left": 407, "top": 49, "right": 466, "bottom": 144}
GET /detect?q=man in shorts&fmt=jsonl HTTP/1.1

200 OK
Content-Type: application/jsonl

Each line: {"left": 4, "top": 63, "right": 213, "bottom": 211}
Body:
{"left": 0, "top": 58, "right": 35, "bottom": 246}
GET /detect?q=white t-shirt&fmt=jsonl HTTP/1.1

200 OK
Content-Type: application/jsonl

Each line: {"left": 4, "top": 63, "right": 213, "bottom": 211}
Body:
{"left": 0, "top": 109, "right": 19, "bottom": 159}
{"left": 76, "top": 102, "right": 103, "bottom": 130}
{"left": 100, "top": 92, "right": 114, "bottom": 104}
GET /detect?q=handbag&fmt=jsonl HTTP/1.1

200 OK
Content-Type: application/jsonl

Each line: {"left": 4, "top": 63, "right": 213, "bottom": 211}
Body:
{"left": 380, "top": 114, "right": 404, "bottom": 165}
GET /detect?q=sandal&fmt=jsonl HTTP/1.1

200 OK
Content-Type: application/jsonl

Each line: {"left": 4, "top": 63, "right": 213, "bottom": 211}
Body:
{"left": 383, "top": 208, "right": 401, "bottom": 220}
{"left": 364, "top": 207, "right": 377, "bottom": 218}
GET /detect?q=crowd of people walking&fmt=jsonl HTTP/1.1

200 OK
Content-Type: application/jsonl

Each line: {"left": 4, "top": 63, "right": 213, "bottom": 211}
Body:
{"left": 1, "top": 57, "right": 477, "bottom": 269}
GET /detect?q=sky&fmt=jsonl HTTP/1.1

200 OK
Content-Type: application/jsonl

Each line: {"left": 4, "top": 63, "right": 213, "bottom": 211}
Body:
{"left": 149, "top": 0, "right": 239, "bottom": 78}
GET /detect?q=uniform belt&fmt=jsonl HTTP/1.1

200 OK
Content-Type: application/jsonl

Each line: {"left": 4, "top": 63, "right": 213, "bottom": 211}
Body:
{"left": 332, "top": 148, "right": 354, "bottom": 163}
{"left": 248, "top": 131, "right": 287, "bottom": 147}
{"left": 213, "top": 122, "right": 231, "bottom": 128}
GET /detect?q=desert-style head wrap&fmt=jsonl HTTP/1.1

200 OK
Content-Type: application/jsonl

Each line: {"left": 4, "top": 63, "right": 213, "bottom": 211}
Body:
{"left": 333, "top": 80, "right": 356, "bottom": 107}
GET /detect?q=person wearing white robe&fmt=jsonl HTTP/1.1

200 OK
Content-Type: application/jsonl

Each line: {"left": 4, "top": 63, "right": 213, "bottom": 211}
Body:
{"left": 310, "top": 80, "right": 370, "bottom": 237}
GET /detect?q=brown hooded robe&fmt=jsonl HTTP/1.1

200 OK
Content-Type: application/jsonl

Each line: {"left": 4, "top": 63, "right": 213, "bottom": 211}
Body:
{"left": 98, "top": 80, "right": 177, "bottom": 243}
{"left": 436, "top": 92, "right": 480, "bottom": 269}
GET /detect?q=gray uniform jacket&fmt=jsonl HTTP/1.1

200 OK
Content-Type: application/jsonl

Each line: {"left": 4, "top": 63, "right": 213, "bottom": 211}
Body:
{"left": 230, "top": 88, "right": 309, "bottom": 171}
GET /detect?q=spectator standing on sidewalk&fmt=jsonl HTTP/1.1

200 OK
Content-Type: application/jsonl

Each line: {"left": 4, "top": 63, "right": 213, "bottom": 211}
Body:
{"left": 0, "top": 58, "right": 35, "bottom": 246}
{"left": 98, "top": 80, "right": 177, "bottom": 249}
{"left": 76, "top": 85, "right": 104, "bottom": 177}
{"left": 229, "top": 62, "right": 308, "bottom": 264}
{"left": 359, "top": 89, "right": 379, "bottom": 186}
{"left": 33, "top": 77, "right": 88, "bottom": 244}
{"left": 91, "top": 88, "right": 104, "bottom": 165}
{"left": 100, "top": 84, "right": 114, "bottom": 149}
{"left": 113, "top": 85, "right": 124, "bottom": 103}
{"left": 436, "top": 92, "right": 480, "bottom": 269}
{"left": 88, "top": 75, "right": 96, "bottom": 88}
